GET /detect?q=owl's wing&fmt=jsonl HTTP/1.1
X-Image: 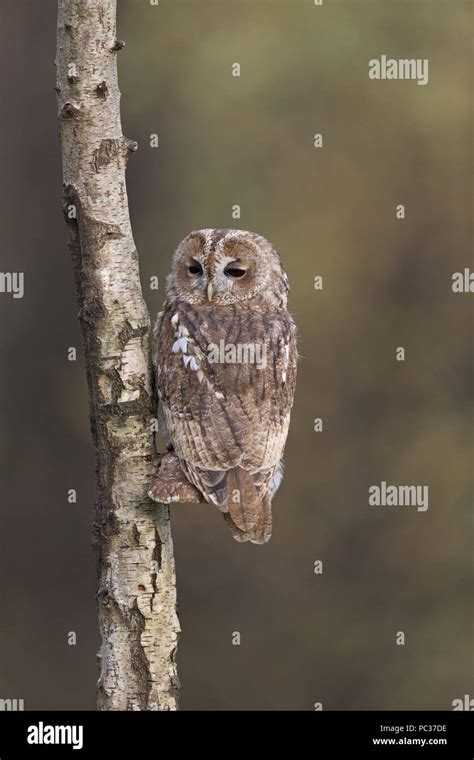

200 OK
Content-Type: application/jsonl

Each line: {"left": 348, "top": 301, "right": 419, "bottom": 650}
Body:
{"left": 154, "top": 299, "right": 297, "bottom": 542}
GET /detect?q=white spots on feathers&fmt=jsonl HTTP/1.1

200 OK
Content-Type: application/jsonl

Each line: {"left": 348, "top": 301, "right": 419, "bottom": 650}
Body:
{"left": 282, "top": 340, "right": 290, "bottom": 384}
{"left": 171, "top": 336, "right": 200, "bottom": 373}
{"left": 169, "top": 308, "right": 224, "bottom": 397}
{"left": 172, "top": 336, "right": 189, "bottom": 353}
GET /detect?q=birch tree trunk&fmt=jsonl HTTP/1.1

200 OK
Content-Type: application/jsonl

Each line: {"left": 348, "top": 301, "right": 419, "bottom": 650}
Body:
{"left": 55, "top": 0, "right": 180, "bottom": 710}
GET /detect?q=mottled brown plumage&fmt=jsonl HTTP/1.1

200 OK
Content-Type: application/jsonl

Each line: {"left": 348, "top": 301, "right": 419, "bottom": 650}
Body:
{"left": 150, "top": 229, "right": 297, "bottom": 544}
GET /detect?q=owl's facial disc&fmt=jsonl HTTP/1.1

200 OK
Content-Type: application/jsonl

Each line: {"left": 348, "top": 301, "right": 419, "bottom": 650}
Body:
{"left": 179, "top": 247, "right": 260, "bottom": 305}
{"left": 169, "top": 230, "right": 283, "bottom": 306}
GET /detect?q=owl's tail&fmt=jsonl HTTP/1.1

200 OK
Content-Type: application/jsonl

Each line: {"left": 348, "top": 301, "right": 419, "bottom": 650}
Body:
{"left": 222, "top": 467, "right": 273, "bottom": 545}
{"left": 179, "top": 460, "right": 275, "bottom": 544}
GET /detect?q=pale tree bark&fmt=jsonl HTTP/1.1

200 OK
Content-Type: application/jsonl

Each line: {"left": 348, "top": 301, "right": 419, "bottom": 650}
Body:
{"left": 55, "top": 0, "right": 180, "bottom": 710}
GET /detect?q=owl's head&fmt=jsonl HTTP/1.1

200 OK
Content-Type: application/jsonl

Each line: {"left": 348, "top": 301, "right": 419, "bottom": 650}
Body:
{"left": 166, "top": 228, "right": 288, "bottom": 306}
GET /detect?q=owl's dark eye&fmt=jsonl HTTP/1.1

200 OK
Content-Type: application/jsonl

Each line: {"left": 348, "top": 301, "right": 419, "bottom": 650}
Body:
{"left": 224, "top": 265, "right": 247, "bottom": 278}
{"left": 188, "top": 263, "right": 203, "bottom": 275}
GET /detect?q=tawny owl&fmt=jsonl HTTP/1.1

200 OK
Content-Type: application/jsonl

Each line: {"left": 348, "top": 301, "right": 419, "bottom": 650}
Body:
{"left": 149, "top": 228, "right": 297, "bottom": 544}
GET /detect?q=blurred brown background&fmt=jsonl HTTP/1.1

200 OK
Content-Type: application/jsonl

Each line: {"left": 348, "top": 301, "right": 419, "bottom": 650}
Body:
{"left": 0, "top": 0, "right": 472, "bottom": 710}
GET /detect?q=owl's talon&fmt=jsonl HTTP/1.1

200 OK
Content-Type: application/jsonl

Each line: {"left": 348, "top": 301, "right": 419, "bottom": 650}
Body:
{"left": 148, "top": 452, "right": 202, "bottom": 504}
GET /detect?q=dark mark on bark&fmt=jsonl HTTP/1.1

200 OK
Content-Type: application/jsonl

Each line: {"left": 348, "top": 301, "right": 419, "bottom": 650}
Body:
{"left": 96, "top": 80, "right": 108, "bottom": 98}
{"left": 99, "top": 386, "right": 152, "bottom": 421}
{"left": 111, "top": 39, "right": 125, "bottom": 52}
{"left": 124, "top": 137, "right": 138, "bottom": 154}
{"left": 153, "top": 527, "right": 162, "bottom": 573}
{"left": 132, "top": 523, "right": 140, "bottom": 546}
{"left": 60, "top": 102, "right": 80, "bottom": 119}
{"left": 79, "top": 212, "right": 124, "bottom": 250}
{"left": 93, "top": 505, "right": 120, "bottom": 547}
{"left": 97, "top": 588, "right": 111, "bottom": 608}
{"left": 104, "top": 367, "right": 125, "bottom": 407}
{"left": 149, "top": 528, "right": 161, "bottom": 612}
{"left": 92, "top": 137, "right": 137, "bottom": 173}
{"left": 129, "top": 600, "right": 151, "bottom": 710}
{"left": 63, "top": 183, "right": 79, "bottom": 207}
{"left": 93, "top": 138, "right": 122, "bottom": 172}
{"left": 77, "top": 287, "right": 106, "bottom": 324}
{"left": 118, "top": 320, "right": 148, "bottom": 350}
{"left": 169, "top": 673, "right": 181, "bottom": 701}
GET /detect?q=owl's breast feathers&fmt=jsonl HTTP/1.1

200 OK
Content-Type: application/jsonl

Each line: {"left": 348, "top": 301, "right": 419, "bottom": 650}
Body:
{"left": 153, "top": 297, "right": 297, "bottom": 543}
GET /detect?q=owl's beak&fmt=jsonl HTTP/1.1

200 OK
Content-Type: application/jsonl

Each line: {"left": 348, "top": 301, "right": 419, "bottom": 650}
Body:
{"left": 207, "top": 282, "right": 214, "bottom": 302}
